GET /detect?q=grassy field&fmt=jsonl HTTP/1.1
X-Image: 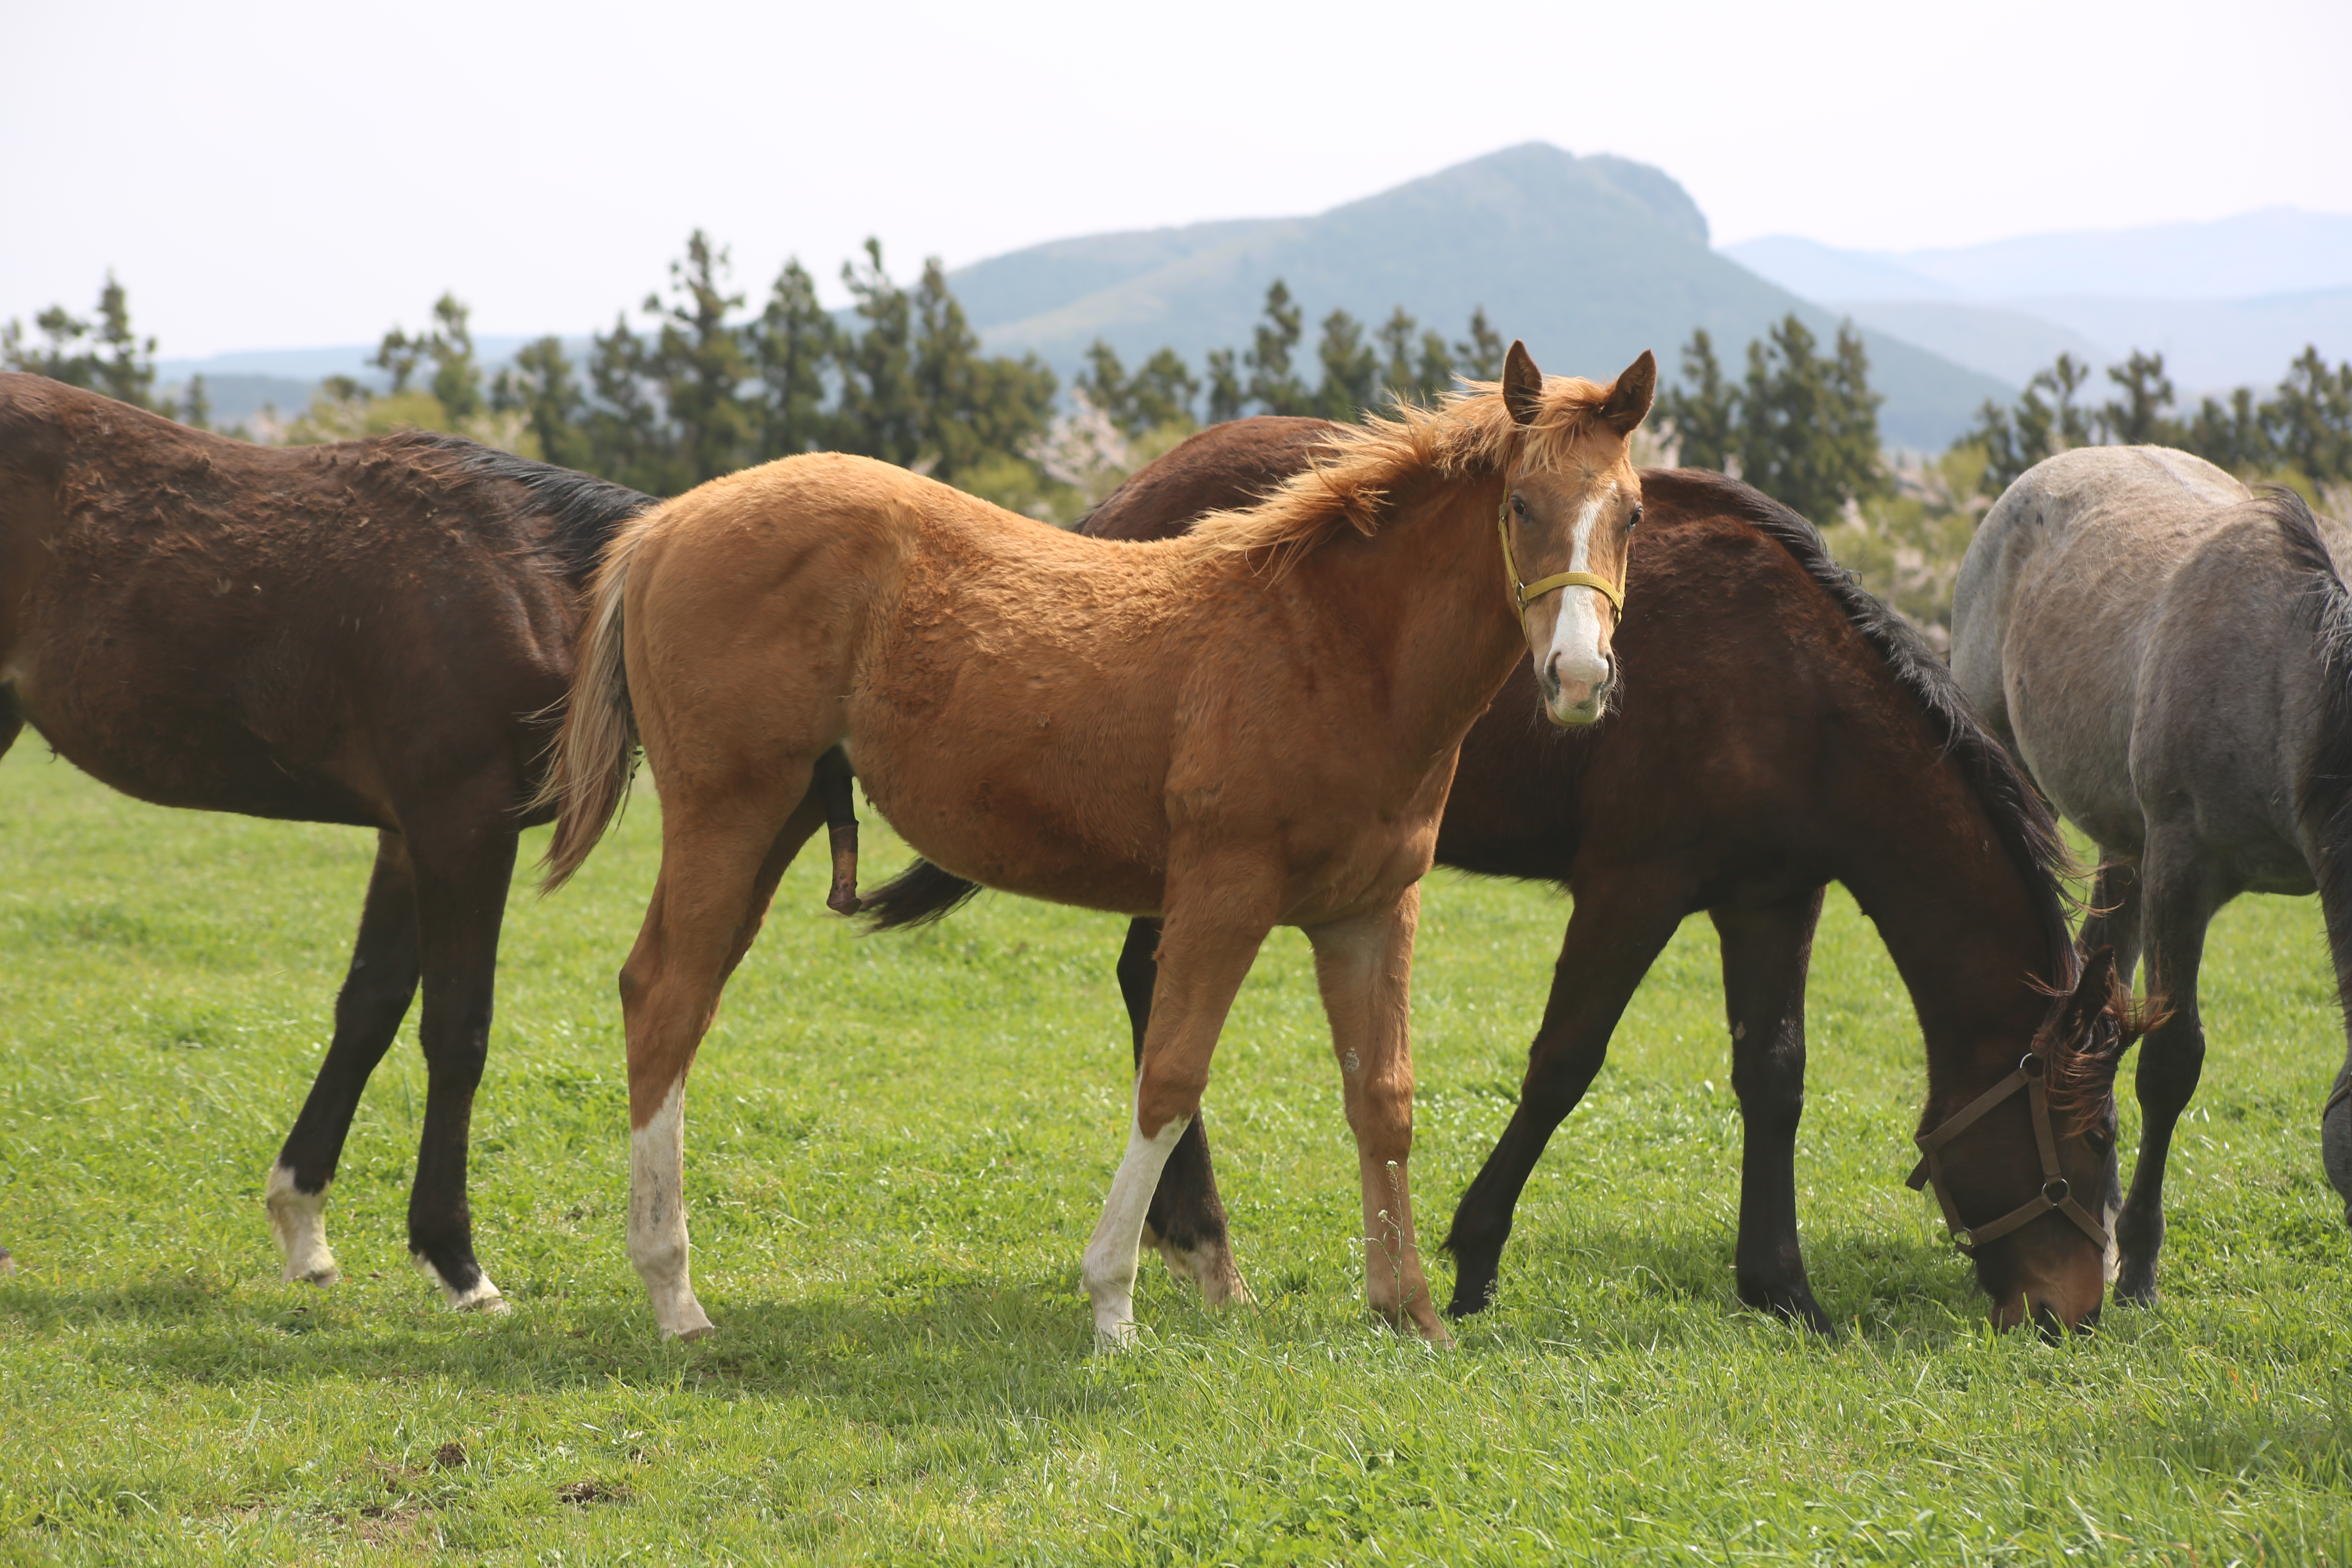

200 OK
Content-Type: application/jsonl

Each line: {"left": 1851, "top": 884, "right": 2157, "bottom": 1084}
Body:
{"left": 4, "top": 742, "right": 2350, "bottom": 1566}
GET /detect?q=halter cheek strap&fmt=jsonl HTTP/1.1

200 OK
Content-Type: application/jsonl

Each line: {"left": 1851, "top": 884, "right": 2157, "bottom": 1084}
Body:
{"left": 1498, "top": 504, "right": 1624, "bottom": 620}
{"left": 1906, "top": 1053, "right": 2111, "bottom": 1255}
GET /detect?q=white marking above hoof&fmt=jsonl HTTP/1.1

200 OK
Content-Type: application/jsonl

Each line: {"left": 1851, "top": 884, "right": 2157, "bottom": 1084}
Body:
{"left": 1094, "top": 1319, "right": 1141, "bottom": 1353}
{"left": 265, "top": 1164, "right": 341, "bottom": 1287}
{"left": 415, "top": 1254, "right": 510, "bottom": 1314}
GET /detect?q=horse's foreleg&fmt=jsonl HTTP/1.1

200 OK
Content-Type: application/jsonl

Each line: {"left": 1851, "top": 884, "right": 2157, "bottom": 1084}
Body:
{"left": 1118, "top": 916, "right": 1248, "bottom": 1306}
{"left": 402, "top": 804, "right": 520, "bottom": 1311}
{"left": 1083, "top": 897, "right": 1270, "bottom": 1347}
{"left": 2114, "top": 842, "right": 2224, "bottom": 1306}
{"left": 268, "top": 830, "right": 423, "bottom": 1287}
{"left": 1308, "top": 884, "right": 1449, "bottom": 1343}
{"left": 624, "top": 790, "right": 824, "bottom": 1339}
{"left": 1715, "top": 890, "right": 1832, "bottom": 1334}
{"left": 1442, "top": 872, "right": 1686, "bottom": 1318}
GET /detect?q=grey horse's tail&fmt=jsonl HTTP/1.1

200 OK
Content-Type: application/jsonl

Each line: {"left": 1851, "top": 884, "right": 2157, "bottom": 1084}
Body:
{"left": 2274, "top": 490, "right": 2352, "bottom": 876}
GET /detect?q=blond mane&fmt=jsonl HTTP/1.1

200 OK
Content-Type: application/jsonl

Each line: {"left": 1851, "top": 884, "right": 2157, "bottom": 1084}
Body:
{"left": 1188, "top": 375, "right": 1619, "bottom": 567}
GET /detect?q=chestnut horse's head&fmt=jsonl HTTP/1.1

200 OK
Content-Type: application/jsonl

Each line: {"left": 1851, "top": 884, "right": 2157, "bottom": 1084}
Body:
{"left": 1915, "top": 948, "right": 2154, "bottom": 1334}
{"left": 1497, "top": 341, "right": 1656, "bottom": 727}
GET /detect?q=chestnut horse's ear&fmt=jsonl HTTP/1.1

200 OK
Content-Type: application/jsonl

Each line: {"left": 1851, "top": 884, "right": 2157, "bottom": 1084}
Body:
{"left": 1502, "top": 340, "right": 1544, "bottom": 427}
{"left": 1602, "top": 350, "right": 1657, "bottom": 437}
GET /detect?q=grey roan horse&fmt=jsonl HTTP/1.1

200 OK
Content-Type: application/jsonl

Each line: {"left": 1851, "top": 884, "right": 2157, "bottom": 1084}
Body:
{"left": 1953, "top": 445, "right": 2352, "bottom": 1303}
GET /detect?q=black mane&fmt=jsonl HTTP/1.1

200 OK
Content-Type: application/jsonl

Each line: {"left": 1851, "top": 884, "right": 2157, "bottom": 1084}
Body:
{"left": 1646, "top": 467, "right": 2082, "bottom": 991}
{"left": 398, "top": 430, "right": 658, "bottom": 585}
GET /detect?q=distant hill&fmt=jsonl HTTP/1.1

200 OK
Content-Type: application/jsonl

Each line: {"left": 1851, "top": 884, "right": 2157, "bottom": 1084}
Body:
{"left": 1725, "top": 212, "right": 2352, "bottom": 396}
{"left": 956, "top": 143, "right": 2011, "bottom": 450}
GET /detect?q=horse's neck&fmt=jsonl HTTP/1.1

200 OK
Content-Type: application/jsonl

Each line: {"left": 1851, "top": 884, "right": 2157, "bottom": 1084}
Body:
{"left": 1833, "top": 771, "right": 2062, "bottom": 1093}
{"left": 1291, "top": 476, "right": 1525, "bottom": 745}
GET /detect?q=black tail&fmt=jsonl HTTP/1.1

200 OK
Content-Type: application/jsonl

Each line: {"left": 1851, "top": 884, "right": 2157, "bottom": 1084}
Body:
{"left": 2276, "top": 488, "right": 2352, "bottom": 863}
{"left": 857, "top": 859, "right": 984, "bottom": 931}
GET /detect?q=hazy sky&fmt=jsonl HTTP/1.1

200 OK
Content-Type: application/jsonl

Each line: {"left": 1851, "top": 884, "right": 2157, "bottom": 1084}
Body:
{"left": 8, "top": 0, "right": 2349, "bottom": 357}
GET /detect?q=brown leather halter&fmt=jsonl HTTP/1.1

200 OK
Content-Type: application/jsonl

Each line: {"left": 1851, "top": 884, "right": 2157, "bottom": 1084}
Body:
{"left": 1906, "top": 1052, "right": 2110, "bottom": 1256}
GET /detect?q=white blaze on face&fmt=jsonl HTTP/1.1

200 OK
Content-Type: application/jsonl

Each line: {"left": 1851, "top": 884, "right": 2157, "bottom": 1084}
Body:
{"left": 630, "top": 1079, "right": 713, "bottom": 1339}
{"left": 1541, "top": 483, "right": 1617, "bottom": 708}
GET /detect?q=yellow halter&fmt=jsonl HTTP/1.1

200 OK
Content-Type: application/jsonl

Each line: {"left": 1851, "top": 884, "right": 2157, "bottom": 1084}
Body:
{"left": 1497, "top": 502, "right": 1625, "bottom": 620}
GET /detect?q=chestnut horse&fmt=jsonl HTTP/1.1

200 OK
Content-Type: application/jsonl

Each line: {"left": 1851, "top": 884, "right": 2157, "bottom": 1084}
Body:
{"left": 868, "top": 417, "right": 2151, "bottom": 1333}
{"left": 534, "top": 345, "right": 1655, "bottom": 1343}
{"left": 0, "top": 374, "right": 654, "bottom": 1307}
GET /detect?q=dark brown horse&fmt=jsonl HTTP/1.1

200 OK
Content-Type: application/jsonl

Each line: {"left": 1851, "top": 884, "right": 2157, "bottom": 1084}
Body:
{"left": 864, "top": 416, "right": 2152, "bottom": 1332}
{"left": 0, "top": 374, "right": 655, "bottom": 1307}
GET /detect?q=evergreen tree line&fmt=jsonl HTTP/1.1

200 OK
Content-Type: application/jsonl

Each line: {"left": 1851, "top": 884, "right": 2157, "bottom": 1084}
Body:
{"left": 1961, "top": 345, "right": 2352, "bottom": 496}
{"left": 1658, "top": 315, "right": 1886, "bottom": 523}
{"left": 2, "top": 250, "right": 1518, "bottom": 508}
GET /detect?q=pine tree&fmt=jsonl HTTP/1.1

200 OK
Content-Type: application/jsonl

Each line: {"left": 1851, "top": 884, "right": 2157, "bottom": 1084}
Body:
{"left": 834, "top": 240, "right": 922, "bottom": 466}
{"left": 494, "top": 337, "right": 590, "bottom": 468}
{"left": 584, "top": 312, "right": 673, "bottom": 493}
{"left": 1, "top": 303, "right": 94, "bottom": 385}
{"left": 1205, "top": 348, "right": 1247, "bottom": 424}
{"left": 1074, "top": 340, "right": 1130, "bottom": 426}
{"left": 1314, "top": 309, "right": 1379, "bottom": 423}
{"left": 426, "top": 293, "right": 483, "bottom": 423}
{"left": 752, "top": 258, "right": 835, "bottom": 460}
{"left": 648, "top": 232, "right": 753, "bottom": 485}
{"left": 2184, "top": 386, "right": 2272, "bottom": 475}
{"left": 1127, "top": 348, "right": 1199, "bottom": 432}
{"left": 1245, "top": 281, "right": 1310, "bottom": 416}
{"left": 1375, "top": 307, "right": 1454, "bottom": 408}
{"left": 179, "top": 373, "right": 212, "bottom": 432}
{"left": 1454, "top": 307, "right": 1506, "bottom": 383}
{"left": 372, "top": 324, "right": 427, "bottom": 395}
{"left": 1662, "top": 329, "right": 1735, "bottom": 470}
{"left": 2098, "top": 350, "right": 2181, "bottom": 446}
{"left": 1962, "top": 352, "right": 2097, "bottom": 495}
{"left": 1734, "top": 314, "right": 1881, "bottom": 520}
{"left": 2263, "top": 346, "right": 2352, "bottom": 486}
{"left": 89, "top": 274, "right": 157, "bottom": 408}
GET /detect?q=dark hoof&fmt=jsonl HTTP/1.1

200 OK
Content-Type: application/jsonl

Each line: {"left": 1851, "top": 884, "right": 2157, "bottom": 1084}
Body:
{"left": 2322, "top": 1087, "right": 2352, "bottom": 1214}
{"left": 0, "top": 1247, "right": 13, "bottom": 1276}
{"left": 2111, "top": 1261, "right": 2158, "bottom": 1308}
{"left": 1443, "top": 1264, "right": 1500, "bottom": 1321}
{"left": 1738, "top": 1279, "right": 1836, "bottom": 1336}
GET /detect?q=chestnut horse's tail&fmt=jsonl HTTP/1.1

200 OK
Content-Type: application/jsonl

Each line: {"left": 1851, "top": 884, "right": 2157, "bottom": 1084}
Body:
{"left": 534, "top": 521, "right": 655, "bottom": 892}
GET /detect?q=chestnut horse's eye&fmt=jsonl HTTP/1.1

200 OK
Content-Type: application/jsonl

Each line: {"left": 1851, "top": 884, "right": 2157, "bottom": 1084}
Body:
{"left": 1511, "top": 494, "right": 1528, "bottom": 519}
{"left": 1628, "top": 504, "right": 1643, "bottom": 529}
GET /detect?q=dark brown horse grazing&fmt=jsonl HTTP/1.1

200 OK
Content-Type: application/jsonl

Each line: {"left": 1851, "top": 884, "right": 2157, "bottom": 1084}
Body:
{"left": 0, "top": 374, "right": 655, "bottom": 1307}
{"left": 864, "top": 417, "right": 2153, "bottom": 1333}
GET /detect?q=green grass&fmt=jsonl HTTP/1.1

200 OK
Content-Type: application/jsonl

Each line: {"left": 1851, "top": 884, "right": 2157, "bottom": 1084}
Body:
{"left": 3, "top": 742, "right": 2350, "bottom": 1565}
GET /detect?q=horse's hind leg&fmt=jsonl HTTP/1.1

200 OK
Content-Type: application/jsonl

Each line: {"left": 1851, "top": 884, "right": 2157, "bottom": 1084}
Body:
{"left": 2114, "top": 841, "right": 2227, "bottom": 1305}
{"left": 1117, "top": 917, "right": 1250, "bottom": 1306}
{"left": 624, "top": 782, "right": 825, "bottom": 1338}
{"left": 401, "top": 797, "right": 523, "bottom": 1310}
{"left": 1715, "top": 890, "right": 1833, "bottom": 1334}
{"left": 0, "top": 699, "right": 20, "bottom": 1273}
{"left": 268, "top": 830, "right": 423, "bottom": 1285}
{"left": 1442, "top": 872, "right": 1688, "bottom": 1318}
{"left": 2312, "top": 859, "right": 2352, "bottom": 1225}
{"left": 2079, "top": 860, "right": 2147, "bottom": 991}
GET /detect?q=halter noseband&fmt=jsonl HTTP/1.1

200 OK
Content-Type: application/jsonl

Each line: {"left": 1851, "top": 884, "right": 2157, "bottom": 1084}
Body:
{"left": 1906, "top": 1052, "right": 2110, "bottom": 1256}
{"left": 1497, "top": 503, "right": 1625, "bottom": 620}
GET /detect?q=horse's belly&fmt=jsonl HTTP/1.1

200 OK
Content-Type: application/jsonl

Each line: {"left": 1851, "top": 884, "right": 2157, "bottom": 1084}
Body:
{"left": 847, "top": 725, "right": 1171, "bottom": 915}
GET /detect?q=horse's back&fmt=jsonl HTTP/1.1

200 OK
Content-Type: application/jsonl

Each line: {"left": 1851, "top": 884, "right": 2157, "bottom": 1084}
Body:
{"left": 0, "top": 379, "right": 591, "bottom": 826}
{"left": 1954, "top": 445, "right": 2336, "bottom": 868}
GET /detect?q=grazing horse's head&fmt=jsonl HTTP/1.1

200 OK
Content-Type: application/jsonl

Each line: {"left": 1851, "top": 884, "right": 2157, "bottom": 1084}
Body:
{"left": 1497, "top": 341, "right": 1656, "bottom": 727}
{"left": 1920, "top": 949, "right": 2153, "bottom": 1334}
